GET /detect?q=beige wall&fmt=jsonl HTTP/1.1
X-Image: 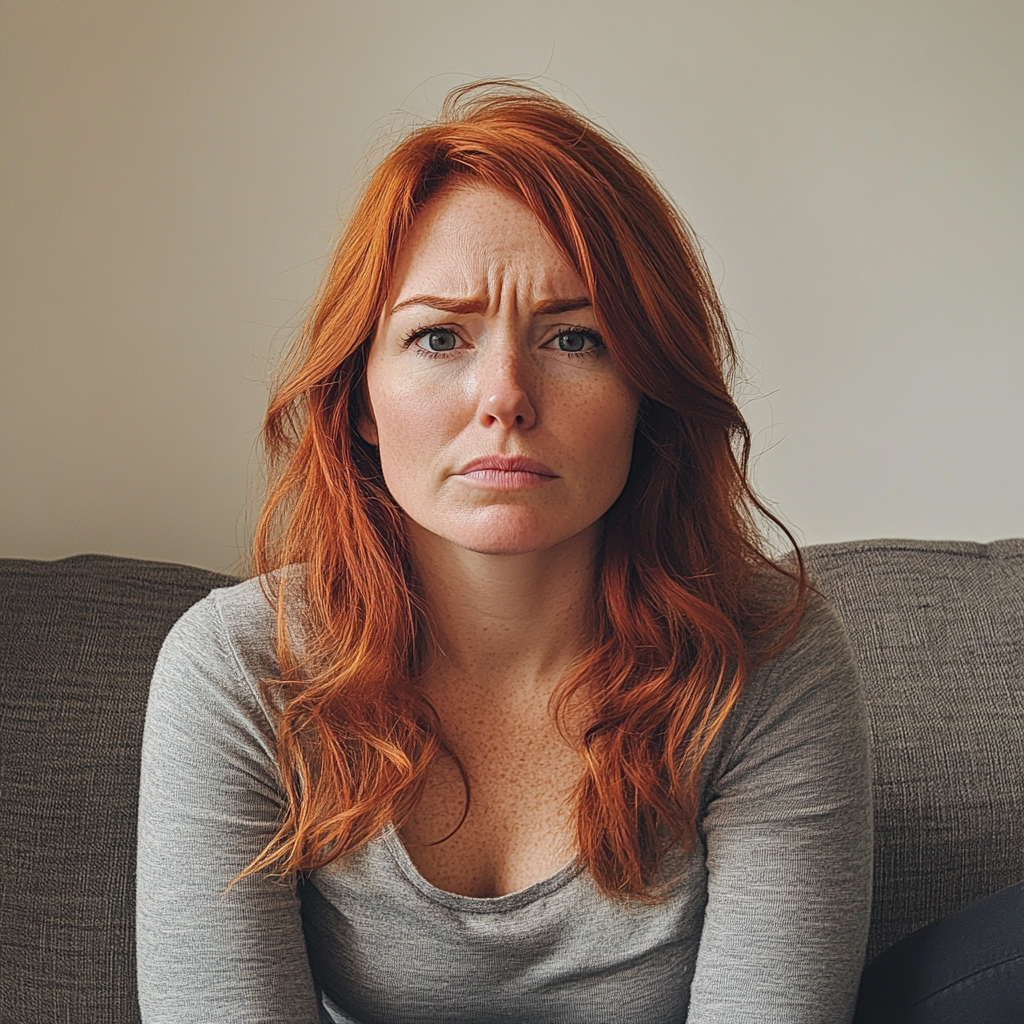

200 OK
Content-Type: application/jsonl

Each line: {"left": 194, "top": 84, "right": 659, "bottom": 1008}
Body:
{"left": 2, "top": 0, "right": 1021, "bottom": 572}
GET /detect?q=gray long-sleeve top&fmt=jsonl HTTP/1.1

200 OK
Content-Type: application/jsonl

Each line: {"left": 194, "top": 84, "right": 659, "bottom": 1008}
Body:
{"left": 136, "top": 577, "right": 872, "bottom": 1023}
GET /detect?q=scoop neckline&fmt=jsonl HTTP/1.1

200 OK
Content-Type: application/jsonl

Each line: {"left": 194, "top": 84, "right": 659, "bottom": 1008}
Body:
{"left": 381, "top": 823, "right": 584, "bottom": 913}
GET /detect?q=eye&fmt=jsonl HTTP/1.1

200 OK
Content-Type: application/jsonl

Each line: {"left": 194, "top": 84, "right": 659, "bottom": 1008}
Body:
{"left": 549, "top": 329, "right": 602, "bottom": 354}
{"left": 415, "top": 328, "right": 458, "bottom": 353}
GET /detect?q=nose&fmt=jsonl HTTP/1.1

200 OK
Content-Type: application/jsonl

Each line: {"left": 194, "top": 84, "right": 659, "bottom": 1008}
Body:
{"left": 475, "top": 338, "right": 537, "bottom": 431}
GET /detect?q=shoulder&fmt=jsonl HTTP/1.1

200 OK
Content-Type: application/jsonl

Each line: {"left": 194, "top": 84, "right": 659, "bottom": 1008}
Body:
{"left": 150, "top": 572, "right": 304, "bottom": 737}
{"left": 710, "top": 590, "right": 868, "bottom": 783}
{"left": 754, "top": 588, "right": 862, "bottom": 716}
{"left": 160, "top": 575, "right": 278, "bottom": 670}
{"left": 762, "top": 589, "right": 858, "bottom": 690}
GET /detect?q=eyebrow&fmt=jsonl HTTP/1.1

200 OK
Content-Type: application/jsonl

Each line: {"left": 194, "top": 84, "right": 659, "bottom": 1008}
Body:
{"left": 389, "top": 294, "right": 592, "bottom": 316}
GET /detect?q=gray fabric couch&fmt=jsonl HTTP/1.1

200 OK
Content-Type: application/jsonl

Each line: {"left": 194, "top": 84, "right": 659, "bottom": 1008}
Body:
{"left": 1, "top": 539, "right": 1022, "bottom": 1023}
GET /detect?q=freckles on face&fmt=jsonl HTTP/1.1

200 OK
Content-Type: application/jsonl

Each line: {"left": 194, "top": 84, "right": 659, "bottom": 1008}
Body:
{"left": 361, "top": 184, "right": 640, "bottom": 556}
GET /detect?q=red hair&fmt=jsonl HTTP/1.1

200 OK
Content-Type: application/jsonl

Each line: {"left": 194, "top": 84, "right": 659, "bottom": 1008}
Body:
{"left": 244, "top": 81, "right": 808, "bottom": 898}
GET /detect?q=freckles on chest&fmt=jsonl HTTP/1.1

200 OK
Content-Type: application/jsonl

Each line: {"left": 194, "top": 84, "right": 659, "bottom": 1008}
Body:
{"left": 419, "top": 711, "right": 583, "bottom": 830}
{"left": 399, "top": 705, "right": 585, "bottom": 897}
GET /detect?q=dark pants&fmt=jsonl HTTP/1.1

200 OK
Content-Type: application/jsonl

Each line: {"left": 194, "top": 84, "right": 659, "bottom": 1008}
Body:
{"left": 853, "top": 882, "right": 1024, "bottom": 1024}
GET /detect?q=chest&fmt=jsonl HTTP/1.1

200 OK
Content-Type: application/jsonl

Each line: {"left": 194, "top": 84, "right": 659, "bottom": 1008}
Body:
{"left": 399, "top": 693, "right": 583, "bottom": 898}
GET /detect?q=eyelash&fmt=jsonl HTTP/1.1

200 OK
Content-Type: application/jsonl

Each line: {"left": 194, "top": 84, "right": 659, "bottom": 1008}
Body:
{"left": 556, "top": 325, "right": 604, "bottom": 359}
{"left": 400, "top": 325, "right": 459, "bottom": 360}
{"left": 400, "top": 324, "right": 605, "bottom": 359}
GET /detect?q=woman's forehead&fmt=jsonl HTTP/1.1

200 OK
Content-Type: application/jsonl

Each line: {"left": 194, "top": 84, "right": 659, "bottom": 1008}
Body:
{"left": 387, "top": 184, "right": 585, "bottom": 311}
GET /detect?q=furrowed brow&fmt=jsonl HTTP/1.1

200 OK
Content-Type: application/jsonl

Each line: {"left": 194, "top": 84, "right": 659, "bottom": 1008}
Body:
{"left": 389, "top": 295, "right": 592, "bottom": 317}
{"left": 532, "top": 297, "right": 592, "bottom": 316}
{"left": 389, "top": 295, "right": 486, "bottom": 315}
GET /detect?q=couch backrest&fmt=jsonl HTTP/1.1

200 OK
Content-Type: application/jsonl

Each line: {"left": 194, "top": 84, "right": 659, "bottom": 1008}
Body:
{"left": 2, "top": 542, "right": 1022, "bottom": 1020}
{"left": 804, "top": 538, "right": 1024, "bottom": 961}
{"left": 0, "top": 555, "right": 237, "bottom": 1024}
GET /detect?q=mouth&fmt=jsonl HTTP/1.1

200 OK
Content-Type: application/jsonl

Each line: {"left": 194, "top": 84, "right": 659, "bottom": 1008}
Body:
{"left": 455, "top": 455, "right": 559, "bottom": 491}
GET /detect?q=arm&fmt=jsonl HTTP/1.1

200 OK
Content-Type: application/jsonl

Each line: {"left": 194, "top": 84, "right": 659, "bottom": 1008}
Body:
{"left": 686, "top": 598, "right": 873, "bottom": 1024}
{"left": 136, "top": 592, "right": 322, "bottom": 1023}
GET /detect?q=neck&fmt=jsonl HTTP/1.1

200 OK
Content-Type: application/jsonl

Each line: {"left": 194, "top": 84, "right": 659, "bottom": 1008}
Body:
{"left": 408, "top": 520, "right": 601, "bottom": 695}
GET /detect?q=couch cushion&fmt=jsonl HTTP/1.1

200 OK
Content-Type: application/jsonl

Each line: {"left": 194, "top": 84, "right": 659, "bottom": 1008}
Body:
{"left": 0, "top": 555, "right": 238, "bottom": 1024}
{"left": 804, "top": 538, "right": 1024, "bottom": 961}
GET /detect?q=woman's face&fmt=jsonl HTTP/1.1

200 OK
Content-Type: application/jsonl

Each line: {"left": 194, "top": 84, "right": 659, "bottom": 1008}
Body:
{"left": 362, "top": 183, "right": 640, "bottom": 557}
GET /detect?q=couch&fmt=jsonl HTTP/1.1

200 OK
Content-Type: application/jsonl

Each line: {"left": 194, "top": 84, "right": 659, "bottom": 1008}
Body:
{"left": 1, "top": 538, "right": 1022, "bottom": 1023}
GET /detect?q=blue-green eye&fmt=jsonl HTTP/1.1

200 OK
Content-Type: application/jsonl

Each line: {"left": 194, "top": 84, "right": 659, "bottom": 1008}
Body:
{"left": 417, "top": 329, "right": 457, "bottom": 352}
{"left": 553, "top": 330, "right": 597, "bottom": 353}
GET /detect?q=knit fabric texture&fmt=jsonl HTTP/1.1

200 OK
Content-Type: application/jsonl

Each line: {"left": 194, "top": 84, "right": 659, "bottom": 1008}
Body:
{"left": 0, "top": 555, "right": 237, "bottom": 1024}
{"left": 804, "top": 539, "right": 1024, "bottom": 961}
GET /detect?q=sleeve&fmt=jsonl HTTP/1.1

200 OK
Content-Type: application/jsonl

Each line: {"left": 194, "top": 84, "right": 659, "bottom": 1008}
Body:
{"left": 135, "top": 593, "right": 323, "bottom": 1024}
{"left": 685, "top": 597, "right": 874, "bottom": 1024}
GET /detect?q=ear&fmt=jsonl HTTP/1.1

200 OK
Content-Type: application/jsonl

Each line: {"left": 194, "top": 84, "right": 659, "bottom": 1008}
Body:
{"left": 356, "top": 380, "right": 379, "bottom": 446}
{"left": 357, "top": 413, "right": 379, "bottom": 447}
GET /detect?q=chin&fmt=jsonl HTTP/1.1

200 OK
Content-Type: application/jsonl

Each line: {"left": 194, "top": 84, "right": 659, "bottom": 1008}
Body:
{"left": 450, "top": 523, "right": 561, "bottom": 557}
{"left": 434, "top": 504, "right": 594, "bottom": 557}
{"left": 457, "top": 535, "right": 552, "bottom": 556}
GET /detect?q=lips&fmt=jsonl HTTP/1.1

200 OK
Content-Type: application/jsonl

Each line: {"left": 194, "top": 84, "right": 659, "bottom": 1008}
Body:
{"left": 455, "top": 455, "right": 559, "bottom": 490}
{"left": 458, "top": 455, "right": 558, "bottom": 477}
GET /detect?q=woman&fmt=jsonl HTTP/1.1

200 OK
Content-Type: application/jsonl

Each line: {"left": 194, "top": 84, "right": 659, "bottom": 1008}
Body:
{"left": 136, "top": 82, "right": 873, "bottom": 1023}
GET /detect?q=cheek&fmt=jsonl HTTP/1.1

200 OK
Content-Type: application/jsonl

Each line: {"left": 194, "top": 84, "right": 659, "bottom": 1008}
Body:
{"left": 368, "top": 372, "right": 463, "bottom": 478}
{"left": 573, "top": 386, "right": 640, "bottom": 472}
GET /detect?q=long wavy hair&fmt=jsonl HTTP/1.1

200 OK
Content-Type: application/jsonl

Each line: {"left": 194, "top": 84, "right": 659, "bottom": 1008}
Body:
{"left": 243, "top": 81, "right": 808, "bottom": 899}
